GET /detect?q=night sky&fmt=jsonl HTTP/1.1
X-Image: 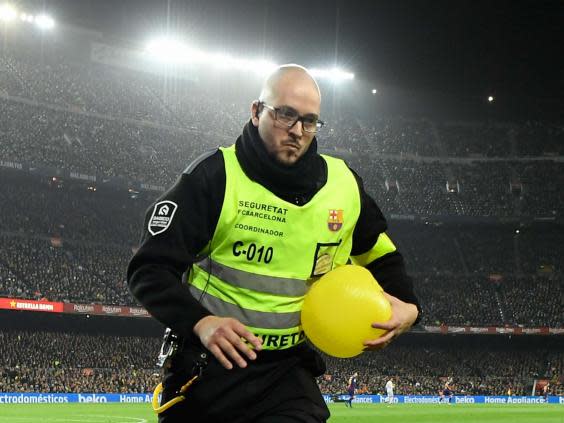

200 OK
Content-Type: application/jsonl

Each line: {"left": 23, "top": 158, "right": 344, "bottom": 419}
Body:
{"left": 17, "top": 0, "right": 564, "bottom": 121}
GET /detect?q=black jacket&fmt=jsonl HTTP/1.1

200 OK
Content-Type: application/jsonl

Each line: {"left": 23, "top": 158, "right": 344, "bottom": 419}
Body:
{"left": 127, "top": 121, "right": 420, "bottom": 340}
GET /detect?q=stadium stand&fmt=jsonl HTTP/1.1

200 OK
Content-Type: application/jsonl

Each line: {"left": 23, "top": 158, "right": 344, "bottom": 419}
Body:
{"left": 1, "top": 171, "right": 561, "bottom": 326}
{"left": 0, "top": 31, "right": 561, "bottom": 398}
{"left": 1, "top": 324, "right": 561, "bottom": 396}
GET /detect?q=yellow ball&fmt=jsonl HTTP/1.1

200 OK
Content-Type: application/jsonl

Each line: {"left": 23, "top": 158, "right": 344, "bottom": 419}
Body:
{"left": 301, "top": 265, "right": 392, "bottom": 358}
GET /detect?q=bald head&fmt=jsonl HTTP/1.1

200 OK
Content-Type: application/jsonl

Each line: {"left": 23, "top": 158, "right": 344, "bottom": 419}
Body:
{"left": 250, "top": 64, "right": 322, "bottom": 166}
{"left": 259, "top": 64, "right": 321, "bottom": 106}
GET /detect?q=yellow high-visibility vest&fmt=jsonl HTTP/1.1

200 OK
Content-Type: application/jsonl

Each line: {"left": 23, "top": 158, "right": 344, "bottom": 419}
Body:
{"left": 188, "top": 145, "right": 360, "bottom": 350}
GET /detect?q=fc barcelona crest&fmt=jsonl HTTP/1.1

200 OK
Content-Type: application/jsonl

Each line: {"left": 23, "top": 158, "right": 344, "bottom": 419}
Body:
{"left": 327, "top": 209, "right": 343, "bottom": 231}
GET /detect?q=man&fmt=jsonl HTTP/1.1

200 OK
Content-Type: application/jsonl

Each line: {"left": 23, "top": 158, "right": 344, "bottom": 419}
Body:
{"left": 345, "top": 372, "right": 358, "bottom": 408}
{"left": 542, "top": 382, "right": 550, "bottom": 403}
{"left": 127, "top": 64, "right": 420, "bottom": 423}
{"left": 384, "top": 377, "right": 395, "bottom": 404}
{"left": 440, "top": 381, "right": 454, "bottom": 404}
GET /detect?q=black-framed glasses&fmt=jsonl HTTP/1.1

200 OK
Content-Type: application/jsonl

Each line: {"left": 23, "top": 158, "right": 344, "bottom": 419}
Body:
{"left": 259, "top": 102, "right": 325, "bottom": 133}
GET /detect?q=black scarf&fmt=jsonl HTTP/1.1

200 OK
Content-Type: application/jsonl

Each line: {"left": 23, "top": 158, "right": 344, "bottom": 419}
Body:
{"left": 235, "top": 120, "right": 326, "bottom": 203}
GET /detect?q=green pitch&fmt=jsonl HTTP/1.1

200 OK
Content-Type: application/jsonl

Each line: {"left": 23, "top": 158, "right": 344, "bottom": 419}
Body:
{"left": 0, "top": 403, "right": 561, "bottom": 422}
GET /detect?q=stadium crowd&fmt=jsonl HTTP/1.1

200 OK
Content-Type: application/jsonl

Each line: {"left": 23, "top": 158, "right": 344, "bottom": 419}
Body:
{"left": 1, "top": 367, "right": 159, "bottom": 394}
{"left": 2, "top": 42, "right": 563, "bottom": 157}
{"left": 2, "top": 97, "right": 562, "bottom": 218}
{"left": 0, "top": 330, "right": 160, "bottom": 393}
{"left": 1, "top": 330, "right": 561, "bottom": 396}
{"left": 0, "top": 235, "right": 132, "bottom": 306}
{"left": 0, "top": 30, "right": 562, "bottom": 400}
{"left": 1, "top": 171, "right": 561, "bottom": 326}
{"left": 0, "top": 239, "right": 561, "bottom": 327}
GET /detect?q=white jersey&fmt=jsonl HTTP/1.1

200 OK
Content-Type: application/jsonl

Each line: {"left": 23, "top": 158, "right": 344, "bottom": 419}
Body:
{"left": 385, "top": 380, "right": 394, "bottom": 394}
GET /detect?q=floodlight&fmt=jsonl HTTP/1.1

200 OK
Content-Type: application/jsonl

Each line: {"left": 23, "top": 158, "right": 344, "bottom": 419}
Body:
{"left": 252, "top": 59, "right": 277, "bottom": 75}
{"left": 145, "top": 38, "right": 191, "bottom": 63}
{"left": 0, "top": 4, "right": 17, "bottom": 22}
{"left": 309, "top": 67, "right": 355, "bottom": 82}
{"left": 20, "top": 13, "right": 34, "bottom": 22}
{"left": 35, "top": 14, "right": 55, "bottom": 29}
{"left": 145, "top": 37, "right": 354, "bottom": 81}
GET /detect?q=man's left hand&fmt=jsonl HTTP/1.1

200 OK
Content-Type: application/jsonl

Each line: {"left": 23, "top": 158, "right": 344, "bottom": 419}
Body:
{"left": 363, "top": 293, "right": 419, "bottom": 350}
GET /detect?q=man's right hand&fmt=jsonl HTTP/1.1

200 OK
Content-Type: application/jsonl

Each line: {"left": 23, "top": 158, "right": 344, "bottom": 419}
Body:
{"left": 193, "top": 316, "right": 263, "bottom": 369}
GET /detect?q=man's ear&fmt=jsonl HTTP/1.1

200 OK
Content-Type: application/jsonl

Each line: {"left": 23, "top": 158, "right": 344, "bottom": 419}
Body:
{"left": 251, "top": 101, "right": 261, "bottom": 127}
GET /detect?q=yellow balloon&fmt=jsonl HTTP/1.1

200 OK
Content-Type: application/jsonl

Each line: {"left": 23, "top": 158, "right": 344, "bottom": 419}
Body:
{"left": 301, "top": 265, "right": 392, "bottom": 358}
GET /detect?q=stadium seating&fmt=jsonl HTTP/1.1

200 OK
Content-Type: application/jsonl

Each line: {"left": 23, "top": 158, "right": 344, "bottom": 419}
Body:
{"left": 1, "top": 329, "right": 560, "bottom": 395}
{"left": 0, "top": 33, "right": 561, "bottom": 397}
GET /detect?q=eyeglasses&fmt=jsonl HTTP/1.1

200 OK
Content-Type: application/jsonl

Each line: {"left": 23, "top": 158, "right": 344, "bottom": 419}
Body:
{"left": 259, "top": 102, "right": 325, "bottom": 133}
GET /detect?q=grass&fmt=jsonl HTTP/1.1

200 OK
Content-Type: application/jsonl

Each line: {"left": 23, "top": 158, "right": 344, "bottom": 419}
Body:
{"left": 0, "top": 402, "right": 562, "bottom": 423}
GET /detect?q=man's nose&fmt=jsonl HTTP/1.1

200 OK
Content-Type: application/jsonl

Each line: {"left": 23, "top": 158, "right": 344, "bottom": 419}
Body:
{"left": 288, "top": 119, "right": 303, "bottom": 138}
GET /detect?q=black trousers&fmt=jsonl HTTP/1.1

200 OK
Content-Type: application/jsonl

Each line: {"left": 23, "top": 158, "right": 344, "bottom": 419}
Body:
{"left": 158, "top": 342, "right": 330, "bottom": 423}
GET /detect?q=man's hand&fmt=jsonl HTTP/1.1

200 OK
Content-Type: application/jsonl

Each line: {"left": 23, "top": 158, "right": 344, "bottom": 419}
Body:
{"left": 363, "top": 293, "right": 419, "bottom": 350}
{"left": 193, "top": 316, "right": 263, "bottom": 369}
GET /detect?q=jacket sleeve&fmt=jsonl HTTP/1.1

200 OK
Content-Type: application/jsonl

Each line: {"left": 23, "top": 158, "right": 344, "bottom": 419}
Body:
{"left": 126, "top": 150, "right": 225, "bottom": 338}
{"left": 348, "top": 168, "right": 421, "bottom": 323}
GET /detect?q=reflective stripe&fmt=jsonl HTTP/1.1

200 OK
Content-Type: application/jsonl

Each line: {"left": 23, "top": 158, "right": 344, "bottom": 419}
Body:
{"left": 190, "top": 268, "right": 303, "bottom": 313}
{"left": 189, "top": 285, "right": 301, "bottom": 329}
{"left": 351, "top": 232, "right": 397, "bottom": 266}
{"left": 195, "top": 257, "right": 308, "bottom": 297}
